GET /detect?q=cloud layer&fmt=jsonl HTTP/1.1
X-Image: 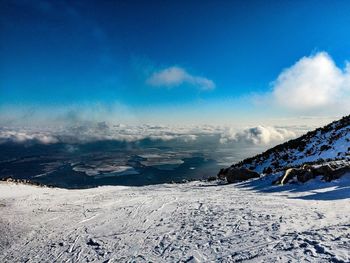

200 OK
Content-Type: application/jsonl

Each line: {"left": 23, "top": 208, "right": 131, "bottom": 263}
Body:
{"left": 0, "top": 129, "right": 59, "bottom": 144}
{"left": 220, "top": 126, "right": 296, "bottom": 145}
{"left": 271, "top": 52, "right": 350, "bottom": 111}
{"left": 146, "top": 66, "right": 215, "bottom": 90}
{"left": 0, "top": 123, "right": 298, "bottom": 147}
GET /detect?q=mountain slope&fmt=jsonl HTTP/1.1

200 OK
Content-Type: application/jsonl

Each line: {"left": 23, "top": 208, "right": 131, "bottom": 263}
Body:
{"left": 1, "top": 178, "right": 350, "bottom": 262}
{"left": 233, "top": 115, "right": 350, "bottom": 173}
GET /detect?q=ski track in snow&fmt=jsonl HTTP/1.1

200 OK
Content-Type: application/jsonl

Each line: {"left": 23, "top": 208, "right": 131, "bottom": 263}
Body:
{"left": 0, "top": 179, "right": 349, "bottom": 263}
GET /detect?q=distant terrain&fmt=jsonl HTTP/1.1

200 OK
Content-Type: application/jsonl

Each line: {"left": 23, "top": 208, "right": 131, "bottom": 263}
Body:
{"left": 0, "top": 134, "right": 260, "bottom": 188}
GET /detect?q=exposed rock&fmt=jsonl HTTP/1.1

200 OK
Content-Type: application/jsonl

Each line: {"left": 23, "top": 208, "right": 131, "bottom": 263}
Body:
{"left": 207, "top": 176, "right": 218, "bottom": 182}
{"left": 218, "top": 167, "right": 260, "bottom": 183}
{"left": 273, "top": 162, "right": 350, "bottom": 185}
{"left": 263, "top": 166, "right": 273, "bottom": 174}
{"left": 312, "top": 164, "right": 334, "bottom": 182}
{"left": 324, "top": 166, "right": 350, "bottom": 182}
{"left": 0, "top": 177, "right": 52, "bottom": 188}
{"left": 296, "top": 170, "right": 314, "bottom": 183}
{"left": 280, "top": 168, "right": 300, "bottom": 185}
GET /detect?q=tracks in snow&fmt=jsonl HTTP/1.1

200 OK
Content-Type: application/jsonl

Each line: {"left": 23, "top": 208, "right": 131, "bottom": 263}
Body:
{"left": 0, "top": 182, "right": 349, "bottom": 262}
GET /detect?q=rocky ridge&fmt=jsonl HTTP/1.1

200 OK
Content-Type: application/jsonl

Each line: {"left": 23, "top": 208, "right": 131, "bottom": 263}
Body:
{"left": 234, "top": 115, "right": 350, "bottom": 174}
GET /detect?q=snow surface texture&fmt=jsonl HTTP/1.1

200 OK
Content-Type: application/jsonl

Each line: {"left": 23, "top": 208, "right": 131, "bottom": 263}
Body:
{"left": 236, "top": 115, "right": 350, "bottom": 173}
{"left": 1, "top": 176, "right": 349, "bottom": 262}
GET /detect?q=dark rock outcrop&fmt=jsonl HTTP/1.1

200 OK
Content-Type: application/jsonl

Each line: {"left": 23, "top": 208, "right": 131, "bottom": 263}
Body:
{"left": 0, "top": 177, "right": 52, "bottom": 187}
{"left": 218, "top": 167, "right": 260, "bottom": 183}
{"left": 273, "top": 162, "right": 350, "bottom": 185}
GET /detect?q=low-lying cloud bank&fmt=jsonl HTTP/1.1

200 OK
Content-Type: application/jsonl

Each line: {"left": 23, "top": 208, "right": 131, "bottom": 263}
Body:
{"left": 0, "top": 130, "right": 59, "bottom": 144}
{"left": 219, "top": 126, "right": 296, "bottom": 145}
{"left": 0, "top": 124, "right": 300, "bottom": 147}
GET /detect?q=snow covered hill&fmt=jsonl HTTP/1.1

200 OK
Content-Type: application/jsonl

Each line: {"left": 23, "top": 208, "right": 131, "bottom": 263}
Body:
{"left": 1, "top": 178, "right": 349, "bottom": 262}
{"left": 234, "top": 115, "right": 350, "bottom": 174}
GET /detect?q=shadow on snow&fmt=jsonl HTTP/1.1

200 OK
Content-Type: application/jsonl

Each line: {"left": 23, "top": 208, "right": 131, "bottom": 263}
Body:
{"left": 233, "top": 173, "right": 350, "bottom": 201}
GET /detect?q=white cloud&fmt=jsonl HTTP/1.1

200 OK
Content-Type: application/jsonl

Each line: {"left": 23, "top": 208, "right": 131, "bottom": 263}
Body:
{"left": 271, "top": 52, "right": 350, "bottom": 111}
{"left": 0, "top": 124, "right": 294, "bottom": 146}
{"left": 146, "top": 66, "right": 215, "bottom": 90}
{"left": 0, "top": 129, "right": 59, "bottom": 144}
{"left": 220, "top": 126, "right": 296, "bottom": 145}
{"left": 0, "top": 124, "right": 207, "bottom": 145}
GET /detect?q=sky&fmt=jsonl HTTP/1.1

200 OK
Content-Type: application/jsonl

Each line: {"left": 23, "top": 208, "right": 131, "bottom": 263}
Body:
{"left": 1, "top": 0, "right": 350, "bottom": 126}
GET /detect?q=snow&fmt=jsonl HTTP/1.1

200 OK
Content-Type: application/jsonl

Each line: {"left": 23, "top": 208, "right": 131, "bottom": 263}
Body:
{"left": 240, "top": 117, "right": 350, "bottom": 174}
{"left": 1, "top": 176, "right": 349, "bottom": 262}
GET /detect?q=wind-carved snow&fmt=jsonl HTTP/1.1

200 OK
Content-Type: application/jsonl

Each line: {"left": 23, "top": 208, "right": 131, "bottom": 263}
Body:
{"left": 1, "top": 177, "right": 349, "bottom": 262}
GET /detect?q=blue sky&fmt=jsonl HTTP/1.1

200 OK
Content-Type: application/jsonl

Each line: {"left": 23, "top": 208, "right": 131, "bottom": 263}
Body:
{"left": 1, "top": 0, "right": 350, "bottom": 125}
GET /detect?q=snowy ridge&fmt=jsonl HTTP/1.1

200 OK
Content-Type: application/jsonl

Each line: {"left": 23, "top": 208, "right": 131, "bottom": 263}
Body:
{"left": 234, "top": 115, "right": 350, "bottom": 173}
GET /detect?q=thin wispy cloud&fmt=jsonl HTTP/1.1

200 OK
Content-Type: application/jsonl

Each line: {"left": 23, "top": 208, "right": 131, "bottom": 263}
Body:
{"left": 146, "top": 66, "right": 215, "bottom": 90}
{"left": 0, "top": 103, "right": 137, "bottom": 127}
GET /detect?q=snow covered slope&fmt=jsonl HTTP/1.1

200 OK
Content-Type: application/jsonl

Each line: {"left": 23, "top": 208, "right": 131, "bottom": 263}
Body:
{"left": 234, "top": 115, "right": 350, "bottom": 173}
{"left": 0, "top": 179, "right": 349, "bottom": 262}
